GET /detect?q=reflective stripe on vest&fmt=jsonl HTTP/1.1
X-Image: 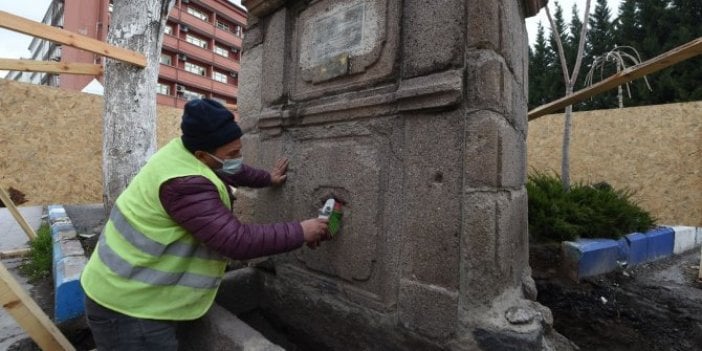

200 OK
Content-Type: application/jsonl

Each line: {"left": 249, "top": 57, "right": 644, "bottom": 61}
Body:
{"left": 97, "top": 205, "right": 222, "bottom": 290}
{"left": 109, "top": 206, "right": 221, "bottom": 261}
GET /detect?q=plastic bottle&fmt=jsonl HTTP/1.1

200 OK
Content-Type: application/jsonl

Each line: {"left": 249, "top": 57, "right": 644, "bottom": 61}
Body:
{"left": 318, "top": 198, "right": 343, "bottom": 237}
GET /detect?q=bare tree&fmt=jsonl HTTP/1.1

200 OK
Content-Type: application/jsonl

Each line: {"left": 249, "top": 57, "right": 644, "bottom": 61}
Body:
{"left": 545, "top": 0, "right": 592, "bottom": 191}
{"left": 103, "top": 0, "right": 176, "bottom": 212}
{"left": 585, "top": 45, "right": 653, "bottom": 108}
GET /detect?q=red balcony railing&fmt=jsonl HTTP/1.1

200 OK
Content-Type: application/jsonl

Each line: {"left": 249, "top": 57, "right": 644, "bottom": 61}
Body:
{"left": 180, "top": 12, "right": 215, "bottom": 36}
{"left": 214, "top": 28, "right": 241, "bottom": 48}
{"left": 159, "top": 64, "right": 178, "bottom": 80}
{"left": 163, "top": 34, "right": 178, "bottom": 50}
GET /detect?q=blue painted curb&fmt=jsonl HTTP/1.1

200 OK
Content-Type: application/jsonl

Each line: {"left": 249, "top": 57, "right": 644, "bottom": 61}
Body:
{"left": 646, "top": 227, "right": 674, "bottom": 262}
{"left": 562, "top": 239, "right": 623, "bottom": 280}
{"left": 47, "top": 205, "right": 87, "bottom": 324}
{"left": 563, "top": 226, "right": 700, "bottom": 281}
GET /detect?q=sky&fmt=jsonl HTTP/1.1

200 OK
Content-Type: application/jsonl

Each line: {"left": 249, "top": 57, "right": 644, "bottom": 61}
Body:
{"left": 1, "top": 0, "right": 622, "bottom": 76}
{"left": 526, "top": 0, "right": 624, "bottom": 45}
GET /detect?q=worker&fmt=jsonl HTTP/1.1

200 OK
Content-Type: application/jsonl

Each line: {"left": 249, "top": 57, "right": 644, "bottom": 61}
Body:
{"left": 80, "top": 98, "right": 329, "bottom": 350}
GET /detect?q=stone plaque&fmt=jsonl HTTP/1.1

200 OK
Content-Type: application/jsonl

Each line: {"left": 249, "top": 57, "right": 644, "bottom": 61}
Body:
{"left": 290, "top": 0, "right": 398, "bottom": 100}
{"left": 309, "top": 3, "right": 364, "bottom": 65}
{"left": 299, "top": 0, "right": 379, "bottom": 70}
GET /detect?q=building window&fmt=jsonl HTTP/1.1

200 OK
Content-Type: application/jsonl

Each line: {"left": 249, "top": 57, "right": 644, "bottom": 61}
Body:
{"left": 214, "top": 45, "right": 228, "bottom": 57}
{"left": 187, "top": 7, "right": 209, "bottom": 22}
{"left": 181, "top": 89, "right": 204, "bottom": 101}
{"left": 216, "top": 20, "right": 229, "bottom": 31}
{"left": 157, "top": 83, "right": 170, "bottom": 95}
{"left": 160, "top": 53, "right": 172, "bottom": 65}
{"left": 164, "top": 25, "right": 172, "bottom": 35}
{"left": 186, "top": 34, "right": 208, "bottom": 49}
{"left": 234, "top": 25, "right": 242, "bottom": 37}
{"left": 184, "top": 62, "right": 206, "bottom": 76}
{"left": 212, "top": 71, "right": 228, "bottom": 83}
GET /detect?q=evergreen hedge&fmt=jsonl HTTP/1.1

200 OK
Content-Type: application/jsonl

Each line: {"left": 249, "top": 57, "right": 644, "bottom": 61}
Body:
{"left": 527, "top": 171, "right": 656, "bottom": 243}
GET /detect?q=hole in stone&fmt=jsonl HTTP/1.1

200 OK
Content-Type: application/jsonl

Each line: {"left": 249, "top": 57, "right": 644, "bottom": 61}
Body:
{"left": 433, "top": 171, "right": 444, "bottom": 183}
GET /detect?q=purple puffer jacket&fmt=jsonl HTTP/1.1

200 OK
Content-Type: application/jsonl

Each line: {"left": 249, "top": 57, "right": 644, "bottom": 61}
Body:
{"left": 159, "top": 164, "right": 304, "bottom": 260}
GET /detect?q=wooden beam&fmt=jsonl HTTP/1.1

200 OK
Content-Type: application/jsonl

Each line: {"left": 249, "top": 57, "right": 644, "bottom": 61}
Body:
{"left": 0, "top": 59, "right": 102, "bottom": 76}
{"left": 0, "top": 248, "right": 31, "bottom": 259}
{"left": 529, "top": 36, "right": 702, "bottom": 120}
{"left": 0, "top": 10, "right": 146, "bottom": 68}
{"left": 0, "top": 188, "right": 37, "bottom": 241}
{"left": 0, "top": 262, "right": 76, "bottom": 351}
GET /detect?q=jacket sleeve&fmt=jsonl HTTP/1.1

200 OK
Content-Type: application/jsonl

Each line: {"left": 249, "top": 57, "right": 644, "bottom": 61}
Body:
{"left": 219, "top": 164, "right": 272, "bottom": 188}
{"left": 159, "top": 176, "right": 304, "bottom": 260}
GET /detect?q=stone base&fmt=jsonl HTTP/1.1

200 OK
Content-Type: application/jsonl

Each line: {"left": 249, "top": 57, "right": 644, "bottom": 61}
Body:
{"left": 214, "top": 267, "right": 576, "bottom": 351}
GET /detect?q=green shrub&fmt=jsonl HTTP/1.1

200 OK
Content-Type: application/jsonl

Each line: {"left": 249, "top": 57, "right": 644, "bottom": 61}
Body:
{"left": 20, "top": 223, "right": 53, "bottom": 282}
{"left": 527, "top": 171, "right": 656, "bottom": 243}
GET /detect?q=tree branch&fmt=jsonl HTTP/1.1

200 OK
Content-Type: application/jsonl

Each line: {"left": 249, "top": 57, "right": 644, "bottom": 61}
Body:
{"left": 545, "top": 5, "right": 571, "bottom": 84}
{"left": 570, "top": 0, "right": 592, "bottom": 84}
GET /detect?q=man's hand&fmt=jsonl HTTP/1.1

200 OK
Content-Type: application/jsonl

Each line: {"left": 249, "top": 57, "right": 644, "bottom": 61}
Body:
{"left": 300, "top": 218, "right": 329, "bottom": 249}
{"left": 270, "top": 158, "right": 289, "bottom": 187}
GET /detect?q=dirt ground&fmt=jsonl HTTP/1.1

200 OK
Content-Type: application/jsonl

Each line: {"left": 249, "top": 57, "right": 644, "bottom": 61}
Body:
{"left": 532, "top": 244, "right": 702, "bottom": 351}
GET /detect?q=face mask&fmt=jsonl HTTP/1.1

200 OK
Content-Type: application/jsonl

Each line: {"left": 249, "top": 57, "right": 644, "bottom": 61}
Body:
{"left": 208, "top": 153, "right": 243, "bottom": 175}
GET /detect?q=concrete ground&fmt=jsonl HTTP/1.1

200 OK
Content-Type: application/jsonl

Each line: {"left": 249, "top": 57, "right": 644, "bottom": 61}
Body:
{"left": 0, "top": 206, "right": 44, "bottom": 350}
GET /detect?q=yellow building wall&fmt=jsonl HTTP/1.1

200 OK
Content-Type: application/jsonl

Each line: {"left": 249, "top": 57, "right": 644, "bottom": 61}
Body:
{"left": 528, "top": 101, "right": 702, "bottom": 226}
{"left": 0, "top": 79, "right": 183, "bottom": 205}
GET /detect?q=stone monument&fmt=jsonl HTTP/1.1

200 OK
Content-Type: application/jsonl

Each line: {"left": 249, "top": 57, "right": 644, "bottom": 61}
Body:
{"left": 231, "top": 0, "right": 570, "bottom": 349}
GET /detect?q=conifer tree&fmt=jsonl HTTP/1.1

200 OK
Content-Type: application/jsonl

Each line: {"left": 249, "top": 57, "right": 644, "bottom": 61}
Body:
{"left": 584, "top": 0, "right": 618, "bottom": 109}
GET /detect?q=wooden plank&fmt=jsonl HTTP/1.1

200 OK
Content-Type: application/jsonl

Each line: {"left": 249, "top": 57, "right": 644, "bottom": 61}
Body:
{"left": 0, "top": 59, "right": 103, "bottom": 76}
{"left": 0, "top": 262, "right": 76, "bottom": 351}
{"left": 0, "top": 188, "right": 37, "bottom": 241}
{"left": 0, "top": 248, "right": 31, "bottom": 259}
{"left": 0, "top": 10, "right": 146, "bottom": 68}
{"left": 529, "top": 36, "right": 702, "bottom": 120}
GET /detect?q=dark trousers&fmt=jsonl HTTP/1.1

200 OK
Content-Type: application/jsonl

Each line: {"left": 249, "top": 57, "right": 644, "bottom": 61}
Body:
{"left": 84, "top": 296, "right": 178, "bottom": 351}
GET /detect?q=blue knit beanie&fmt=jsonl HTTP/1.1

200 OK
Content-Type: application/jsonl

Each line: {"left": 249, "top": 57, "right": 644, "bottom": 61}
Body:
{"left": 181, "top": 99, "right": 243, "bottom": 153}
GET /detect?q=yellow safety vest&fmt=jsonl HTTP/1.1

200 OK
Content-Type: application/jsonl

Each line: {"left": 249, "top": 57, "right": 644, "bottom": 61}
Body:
{"left": 81, "top": 138, "right": 230, "bottom": 320}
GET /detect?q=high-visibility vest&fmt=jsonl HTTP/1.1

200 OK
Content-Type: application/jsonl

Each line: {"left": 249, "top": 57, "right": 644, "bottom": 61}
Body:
{"left": 80, "top": 138, "right": 231, "bottom": 320}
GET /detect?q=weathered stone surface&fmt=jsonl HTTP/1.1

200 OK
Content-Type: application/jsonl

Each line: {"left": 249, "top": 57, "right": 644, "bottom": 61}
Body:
{"left": 523, "top": 0, "right": 548, "bottom": 18}
{"left": 466, "top": 50, "right": 509, "bottom": 113}
{"left": 402, "top": 0, "right": 465, "bottom": 78}
{"left": 397, "top": 69, "right": 463, "bottom": 112}
{"left": 460, "top": 189, "right": 528, "bottom": 306}
{"left": 401, "top": 112, "right": 462, "bottom": 289}
{"left": 215, "top": 268, "right": 262, "bottom": 315}
{"left": 178, "top": 303, "right": 283, "bottom": 351}
{"left": 466, "top": 0, "right": 500, "bottom": 50}
{"left": 243, "top": 24, "right": 263, "bottom": 51}
{"left": 464, "top": 111, "right": 526, "bottom": 189}
{"left": 500, "top": 0, "right": 529, "bottom": 93}
{"left": 497, "top": 188, "right": 529, "bottom": 289}
{"left": 288, "top": 136, "right": 384, "bottom": 282}
{"left": 398, "top": 279, "right": 458, "bottom": 340}
{"left": 474, "top": 326, "right": 544, "bottom": 351}
{"left": 262, "top": 8, "right": 287, "bottom": 106}
{"left": 505, "top": 306, "right": 536, "bottom": 325}
{"left": 243, "top": 0, "right": 286, "bottom": 18}
{"left": 257, "top": 271, "right": 444, "bottom": 351}
{"left": 239, "top": 45, "right": 263, "bottom": 131}
{"left": 235, "top": 0, "right": 552, "bottom": 349}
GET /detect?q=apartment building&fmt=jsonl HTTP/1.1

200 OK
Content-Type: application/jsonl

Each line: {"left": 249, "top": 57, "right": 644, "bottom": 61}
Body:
{"left": 5, "top": 0, "right": 246, "bottom": 108}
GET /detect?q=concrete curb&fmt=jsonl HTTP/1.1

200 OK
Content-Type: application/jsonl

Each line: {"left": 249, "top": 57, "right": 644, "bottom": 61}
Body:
{"left": 562, "top": 226, "right": 701, "bottom": 280}
{"left": 47, "top": 205, "right": 87, "bottom": 324}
